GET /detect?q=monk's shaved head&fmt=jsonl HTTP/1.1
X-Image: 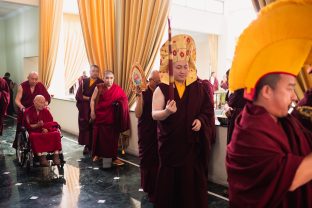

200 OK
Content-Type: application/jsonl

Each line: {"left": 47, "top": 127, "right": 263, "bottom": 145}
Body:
{"left": 148, "top": 70, "right": 160, "bottom": 89}
{"left": 149, "top": 70, "right": 160, "bottom": 80}
{"left": 104, "top": 70, "right": 114, "bottom": 77}
{"left": 28, "top": 71, "right": 39, "bottom": 87}
{"left": 254, "top": 74, "right": 281, "bottom": 101}
{"left": 33, "top": 95, "right": 46, "bottom": 111}
{"left": 34, "top": 95, "right": 45, "bottom": 103}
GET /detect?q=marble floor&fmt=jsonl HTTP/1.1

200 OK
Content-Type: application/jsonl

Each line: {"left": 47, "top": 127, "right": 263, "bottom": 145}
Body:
{"left": 0, "top": 116, "right": 228, "bottom": 208}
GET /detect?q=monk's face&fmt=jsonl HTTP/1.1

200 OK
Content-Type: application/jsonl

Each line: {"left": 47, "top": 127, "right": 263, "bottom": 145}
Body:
{"left": 34, "top": 97, "right": 46, "bottom": 111}
{"left": 104, "top": 73, "right": 114, "bottom": 87}
{"left": 90, "top": 67, "right": 99, "bottom": 79}
{"left": 28, "top": 73, "right": 39, "bottom": 87}
{"left": 268, "top": 74, "right": 297, "bottom": 117}
{"left": 149, "top": 71, "right": 160, "bottom": 88}
{"left": 173, "top": 60, "right": 189, "bottom": 83}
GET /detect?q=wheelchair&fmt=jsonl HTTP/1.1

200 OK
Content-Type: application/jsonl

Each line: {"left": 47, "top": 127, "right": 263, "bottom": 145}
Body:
{"left": 15, "top": 124, "right": 65, "bottom": 172}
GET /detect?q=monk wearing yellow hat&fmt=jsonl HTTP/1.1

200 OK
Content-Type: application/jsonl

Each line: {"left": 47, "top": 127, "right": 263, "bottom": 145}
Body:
{"left": 152, "top": 34, "right": 215, "bottom": 207}
{"left": 226, "top": 0, "right": 312, "bottom": 207}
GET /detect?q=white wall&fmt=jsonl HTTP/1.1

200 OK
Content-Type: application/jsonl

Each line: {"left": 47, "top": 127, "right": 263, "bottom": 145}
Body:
{"left": 49, "top": 98, "right": 79, "bottom": 135}
{"left": 4, "top": 7, "right": 39, "bottom": 84}
{"left": 0, "top": 19, "right": 7, "bottom": 75}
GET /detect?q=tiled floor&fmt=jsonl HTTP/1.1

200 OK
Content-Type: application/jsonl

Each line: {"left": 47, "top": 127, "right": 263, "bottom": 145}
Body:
{"left": 0, "top": 116, "right": 228, "bottom": 208}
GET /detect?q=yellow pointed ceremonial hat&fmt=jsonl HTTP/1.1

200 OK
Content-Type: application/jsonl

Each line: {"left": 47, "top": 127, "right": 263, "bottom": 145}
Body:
{"left": 159, "top": 34, "right": 197, "bottom": 86}
{"left": 229, "top": 0, "right": 312, "bottom": 100}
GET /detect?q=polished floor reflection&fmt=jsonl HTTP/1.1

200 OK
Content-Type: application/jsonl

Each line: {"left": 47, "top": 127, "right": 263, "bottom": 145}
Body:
{"left": 0, "top": 116, "right": 228, "bottom": 208}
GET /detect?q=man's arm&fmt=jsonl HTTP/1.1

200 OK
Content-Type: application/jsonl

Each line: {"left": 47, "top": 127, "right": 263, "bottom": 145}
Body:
{"left": 134, "top": 87, "right": 143, "bottom": 118}
{"left": 15, "top": 85, "right": 25, "bottom": 111}
{"left": 289, "top": 153, "right": 312, "bottom": 191}
{"left": 90, "top": 87, "right": 98, "bottom": 120}
{"left": 152, "top": 87, "right": 176, "bottom": 121}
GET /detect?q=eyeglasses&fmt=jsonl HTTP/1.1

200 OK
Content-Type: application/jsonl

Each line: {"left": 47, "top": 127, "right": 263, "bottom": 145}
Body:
{"left": 149, "top": 78, "right": 160, "bottom": 84}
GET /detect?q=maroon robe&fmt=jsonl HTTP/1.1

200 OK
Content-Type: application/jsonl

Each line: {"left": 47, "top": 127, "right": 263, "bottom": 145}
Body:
{"left": 75, "top": 78, "right": 103, "bottom": 147}
{"left": 3, "top": 76, "right": 14, "bottom": 115}
{"left": 209, "top": 77, "right": 219, "bottom": 92}
{"left": 24, "top": 106, "right": 61, "bottom": 153}
{"left": 292, "top": 89, "right": 312, "bottom": 131}
{"left": 13, "top": 81, "right": 50, "bottom": 148}
{"left": 155, "top": 79, "right": 215, "bottom": 208}
{"left": 138, "top": 86, "right": 158, "bottom": 201}
{"left": 0, "top": 77, "right": 10, "bottom": 135}
{"left": 93, "top": 83, "right": 130, "bottom": 158}
{"left": 227, "top": 103, "right": 312, "bottom": 207}
{"left": 226, "top": 89, "right": 247, "bottom": 144}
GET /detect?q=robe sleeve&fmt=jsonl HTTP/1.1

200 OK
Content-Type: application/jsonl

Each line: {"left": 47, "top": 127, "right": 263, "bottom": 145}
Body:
{"left": 75, "top": 82, "right": 83, "bottom": 110}
{"left": 197, "top": 81, "right": 216, "bottom": 146}
{"left": 115, "top": 89, "right": 130, "bottom": 132}
{"left": 38, "top": 82, "right": 51, "bottom": 104}
{"left": 227, "top": 128, "right": 304, "bottom": 207}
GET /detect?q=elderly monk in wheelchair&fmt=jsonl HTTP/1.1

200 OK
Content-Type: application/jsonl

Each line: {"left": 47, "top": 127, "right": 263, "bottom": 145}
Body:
{"left": 24, "top": 95, "right": 62, "bottom": 167}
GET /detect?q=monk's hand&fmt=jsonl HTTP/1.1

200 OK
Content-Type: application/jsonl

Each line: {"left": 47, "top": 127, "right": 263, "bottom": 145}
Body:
{"left": 165, "top": 100, "right": 177, "bottom": 115}
{"left": 42, "top": 128, "right": 48, "bottom": 133}
{"left": 90, "top": 111, "right": 96, "bottom": 120}
{"left": 224, "top": 104, "right": 233, "bottom": 118}
{"left": 192, "top": 119, "right": 201, "bottom": 131}
{"left": 83, "top": 95, "right": 90, "bottom": 101}
{"left": 135, "top": 86, "right": 142, "bottom": 96}
{"left": 19, "top": 106, "right": 25, "bottom": 112}
{"left": 37, "top": 120, "right": 44, "bottom": 127}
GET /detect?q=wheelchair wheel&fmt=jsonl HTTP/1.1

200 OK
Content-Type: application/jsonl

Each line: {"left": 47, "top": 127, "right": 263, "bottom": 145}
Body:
{"left": 16, "top": 132, "right": 27, "bottom": 167}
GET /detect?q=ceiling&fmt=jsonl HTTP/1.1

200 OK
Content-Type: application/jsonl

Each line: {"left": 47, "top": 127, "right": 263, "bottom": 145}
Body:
{"left": 0, "top": 1, "right": 31, "bottom": 18}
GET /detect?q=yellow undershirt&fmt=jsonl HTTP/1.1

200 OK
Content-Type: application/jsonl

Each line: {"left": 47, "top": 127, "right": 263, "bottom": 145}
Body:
{"left": 89, "top": 78, "right": 95, "bottom": 87}
{"left": 175, "top": 81, "right": 185, "bottom": 98}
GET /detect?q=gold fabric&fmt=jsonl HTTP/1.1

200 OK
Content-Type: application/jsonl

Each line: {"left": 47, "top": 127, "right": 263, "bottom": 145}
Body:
{"left": 230, "top": 0, "right": 312, "bottom": 100}
{"left": 175, "top": 81, "right": 185, "bottom": 98}
{"left": 77, "top": 0, "right": 115, "bottom": 77}
{"left": 250, "top": 0, "right": 312, "bottom": 99}
{"left": 39, "top": 0, "right": 63, "bottom": 89}
{"left": 160, "top": 34, "right": 197, "bottom": 86}
{"left": 115, "top": 0, "right": 170, "bottom": 106}
{"left": 64, "top": 14, "right": 88, "bottom": 91}
{"left": 89, "top": 78, "right": 95, "bottom": 87}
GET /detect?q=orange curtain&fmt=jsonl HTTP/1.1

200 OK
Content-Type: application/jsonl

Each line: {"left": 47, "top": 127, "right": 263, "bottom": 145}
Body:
{"left": 251, "top": 0, "right": 312, "bottom": 99}
{"left": 77, "top": 0, "right": 115, "bottom": 77}
{"left": 115, "top": 0, "right": 170, "bottom": 106}
{"left": 63, "top": 14, "right": 89, "bottom": 91}
{"left": 39, "top": 0, "right": 63, "bottom": 89}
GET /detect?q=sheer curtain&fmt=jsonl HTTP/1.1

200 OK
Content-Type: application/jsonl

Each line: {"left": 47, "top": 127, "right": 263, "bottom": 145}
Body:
{"left": 64, "top": 14, "right": 89, "bottom": 91}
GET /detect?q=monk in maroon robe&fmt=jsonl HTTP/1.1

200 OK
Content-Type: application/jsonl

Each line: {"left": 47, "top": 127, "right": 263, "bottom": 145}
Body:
{"left": 135, "top": 71, "right": 160, "bottom": 203}
{"left": 209, "top": 72, "right": 219, "bottom": 92}
{"left": 227, "top": 74, "right": 312, "bottom": 207}
{"left": 0, "top": 77, "right": 10, "bottom": 136}
{"left": 90, "top": 70, "right": 130, "bottom": 166}
{"left": 24, "top": 95, "right": 61, "bottom": 166}
{"left": 76, "top": 65, "right": 103, "bottom": 154}
{"left": 225, "top": 89, "right": 247, "bottom": 144}
{"left": 13, "top": 72, "right": 50, "bottom": 148}
{"left": 153, "top": 34, "right": 215, "bottom": 207}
